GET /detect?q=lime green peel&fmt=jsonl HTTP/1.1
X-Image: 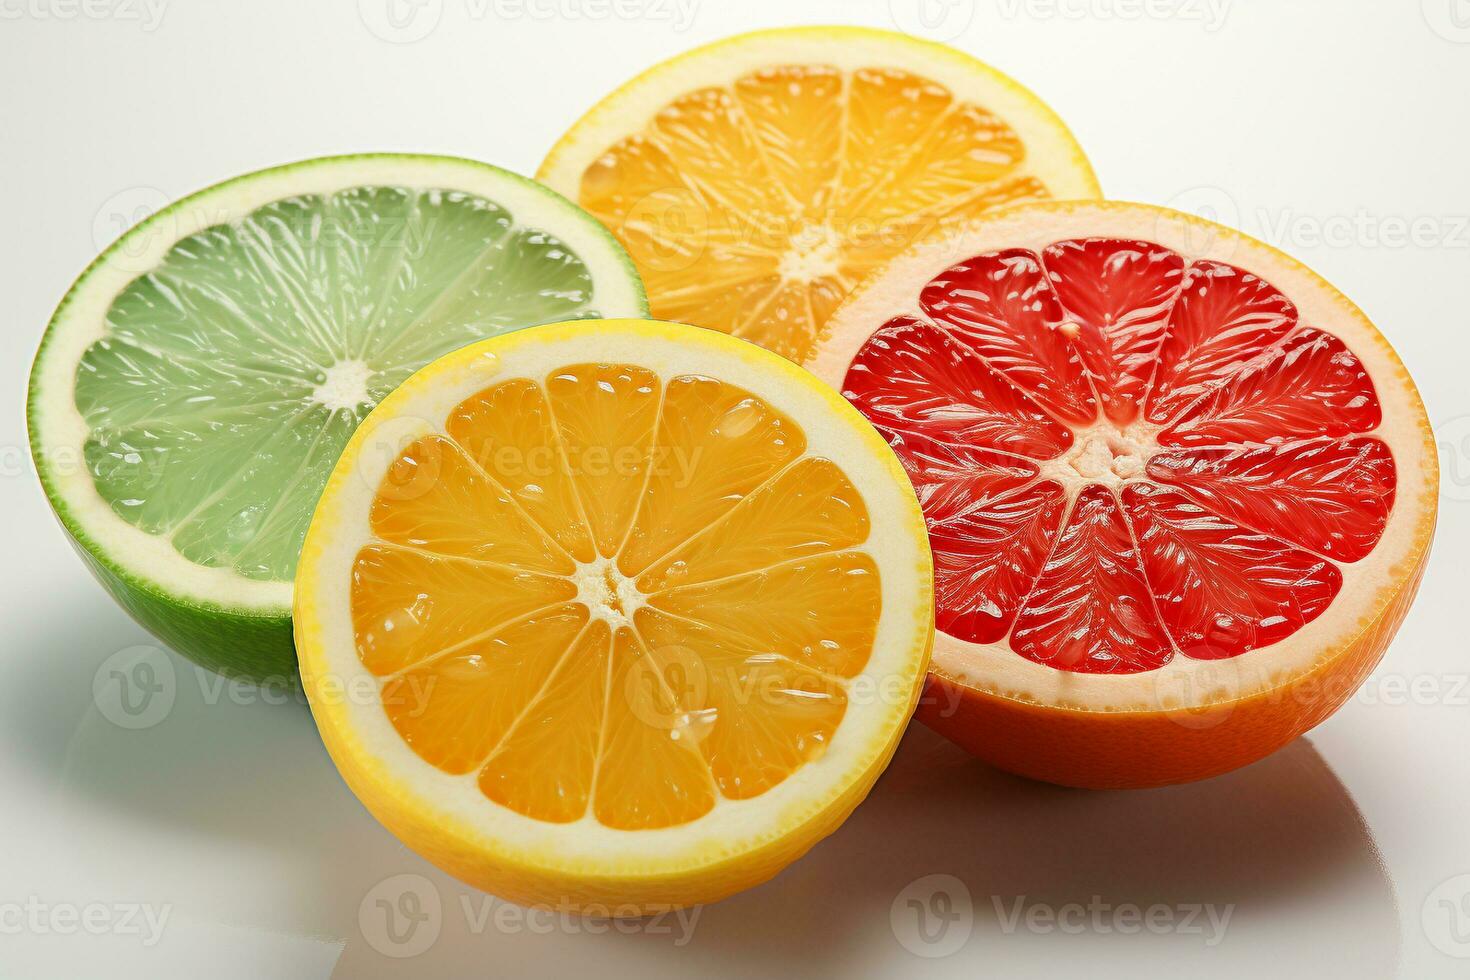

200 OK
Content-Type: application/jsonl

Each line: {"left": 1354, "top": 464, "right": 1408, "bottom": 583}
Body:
{"left": 29, "top": 154, "right": 647, "bottom": 682}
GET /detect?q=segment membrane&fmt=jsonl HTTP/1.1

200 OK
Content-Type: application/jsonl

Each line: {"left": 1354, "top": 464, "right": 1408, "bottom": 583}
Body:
{"left": 842, "top": 316, "right": 1072, "bottom": 458}
{"left": 618, "top": 374, "right": 807, "bottom": 576}
{"left": 352, "top": 368, "right": 880, "bottom": 827}
{"left": 1011, "top": 485, "right": 1172, "bottom": 674}
{"left": 1145, "top": 260, "right": 1298, "bottom": 424}
{"left": 920, "top": 248, "right": 1095, "bottom": 425}
{"left": 1041, "top": 238, "right": 1185, "bottom": 424}
{"left": 1147, "top": 438, "right": 1395, "bottom": 563}
{"left": 1123, "top": 483, "right": 1342, "bottom": 658}
{"left": 544, "top": 363, "right": 660, "bottom": 557}
{"left": 576, "top": 62, "right": 1054, "bottom": 361}
{"left": 840, "top": 236, "right": 1393, "bottom": 668}
{"left": 1159, "top": 327, "right": 1382, "bottom": 447}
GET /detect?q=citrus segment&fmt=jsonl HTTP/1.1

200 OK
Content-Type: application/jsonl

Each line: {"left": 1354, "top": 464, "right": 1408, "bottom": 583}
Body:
{"left": 382, "top": 605, "right": 590, "bottom": 775}
{"left": 544, "top": 363, "right": 661, "bottom": 557}
{"left": 592, "top": 626, "right": 719, "bottom": 830}
{"left": 1123, "top": 483, "right": 1341, "bottom": 657}
{"left": 29, "top": 154, "right": 646, "bottom": 679}
{"left": 445, "top": 378, "right": 597, "bottom": 562}
{"left": 929, "top": 478, "right": 1066, "bottom": 645}
{"left": 350, "top": 544, "right": 574, "bottom": 675}
{"left": 1159, "top": 327, "right": 1382, "bottom": 446}
{"left": 809, "top": 201, "right": 1436, "bottom": 787}
{"left": 479, "top": 615, "right": 611, "bottom": 823}
{"left": 370, "top": 435, "right": 571, "bottom": 574}
{"left": 1146, "top": 438, "right": 1396, "bottom": 563}
{"left": 919, "top": 249, "right": 1094, "bottom": 425}
{"left": 844, "top": 316, "right": 1072, "bottom": 457}
{"left": 634, "top": 457, "right": 869, "bottom": 592}
{"left": 616, "top": 374, "right": 806, "bottom": 575}
{"left": 1010, "top": 484, "right": 1170, "bottom": 674}
{"left": 539, "top": 27, "right": 1099, "bottom": 363}
{"left": 296, "top": 319, "right": 932, "bottom": 909}
{"left": 636, "top": 607, "right": 849, "bottom": 800}
{"left": 1146, "top": 260, "right": 1299, "bottom": 425}
{"left": 1040, "top": 237, "right": 1184, "bottom": 424}
{"left": 646, "top": 552, "right": 881, "bottom": 678}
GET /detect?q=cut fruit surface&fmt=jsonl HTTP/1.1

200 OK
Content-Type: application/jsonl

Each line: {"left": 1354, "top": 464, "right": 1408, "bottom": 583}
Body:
{"left": 27, "top": 154, "right": 645, "bottom": 680}
{"left": 295, "top": 319, "right": 932, "bottom": 910}
{"left": 538, "top": 26, "right": 1098, "bottom": 364}
{"left": 809, "top": 201, "right": 1437, "bottom": 788}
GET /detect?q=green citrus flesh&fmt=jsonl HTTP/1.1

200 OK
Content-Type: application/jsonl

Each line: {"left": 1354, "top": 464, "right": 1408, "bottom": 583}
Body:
{"left": 30, "top": 155, "right": 647, "bottom": 682}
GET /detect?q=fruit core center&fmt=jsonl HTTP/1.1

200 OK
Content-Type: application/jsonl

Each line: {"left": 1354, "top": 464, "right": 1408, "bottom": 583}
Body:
{"left": 311, "top": 359, "right": 375, "bottom": 412}
{"left": 573, "top": 557, "right": 644, "bottom": 629}
{"left": 779, "top": 224, "right": 842, "bottom": 281}
{"left": 1043, "top": 420, "right": 1160, "bottom": 489}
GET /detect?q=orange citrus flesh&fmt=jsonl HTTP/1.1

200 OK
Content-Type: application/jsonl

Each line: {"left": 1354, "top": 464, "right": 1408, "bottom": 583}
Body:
{"left": 569, "top": 66, "right": 1071, "bottom": 362}
{"left": 349, "top": 364, "right": 880, "bottom": 830}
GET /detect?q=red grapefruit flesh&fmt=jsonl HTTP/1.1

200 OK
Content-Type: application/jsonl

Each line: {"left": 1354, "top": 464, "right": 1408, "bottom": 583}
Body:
{"left": 810, "top": 201, "right": 1437, "bottom": 788}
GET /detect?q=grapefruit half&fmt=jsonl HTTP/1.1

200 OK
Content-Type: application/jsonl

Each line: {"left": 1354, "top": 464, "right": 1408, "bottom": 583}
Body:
{"left": 808, "top": 201, "right": 1437, "bottom": 788}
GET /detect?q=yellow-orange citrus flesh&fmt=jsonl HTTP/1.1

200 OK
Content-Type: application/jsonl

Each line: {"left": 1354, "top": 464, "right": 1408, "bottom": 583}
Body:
{"left": 539, "top": 27, "right": 1099, "bottom": 363}
{"left": 296, "top": 319, "right": 932, "bottom": 910}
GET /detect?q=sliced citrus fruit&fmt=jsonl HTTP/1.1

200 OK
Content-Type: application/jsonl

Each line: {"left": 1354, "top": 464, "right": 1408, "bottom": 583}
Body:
{"left": 538, "top": 26, "right": 1098, "bottom": 364}
{"left": 27, "top": 154, "right": 646, "bottom": 681}
{"left": 809, "top": 201, "right": 1437, "bottom": 789}
{"left": 295, "top": 318, "right": 932, "bottom": 910}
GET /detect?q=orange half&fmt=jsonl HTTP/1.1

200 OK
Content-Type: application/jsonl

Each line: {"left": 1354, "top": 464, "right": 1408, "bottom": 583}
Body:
{"left": 539, "top": 26, "right": 1099, "bottom": 363}
{"left": 296, "top": 319, "right": 932, "bottom": 910}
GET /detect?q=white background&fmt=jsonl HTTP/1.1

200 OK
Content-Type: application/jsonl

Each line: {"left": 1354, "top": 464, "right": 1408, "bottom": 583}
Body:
{"left": 3, "top": 1, "right": 1469, "bottom": 976}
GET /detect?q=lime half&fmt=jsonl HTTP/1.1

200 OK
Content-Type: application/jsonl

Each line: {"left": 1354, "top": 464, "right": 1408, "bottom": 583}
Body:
{"left": 28, "top": 154, "right": 647, "bottom": 681}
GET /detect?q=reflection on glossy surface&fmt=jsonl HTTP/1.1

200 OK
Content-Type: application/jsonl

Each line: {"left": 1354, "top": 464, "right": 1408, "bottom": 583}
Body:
{"left": 9, "top": 594, "right": 1394, "bottom": 978}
